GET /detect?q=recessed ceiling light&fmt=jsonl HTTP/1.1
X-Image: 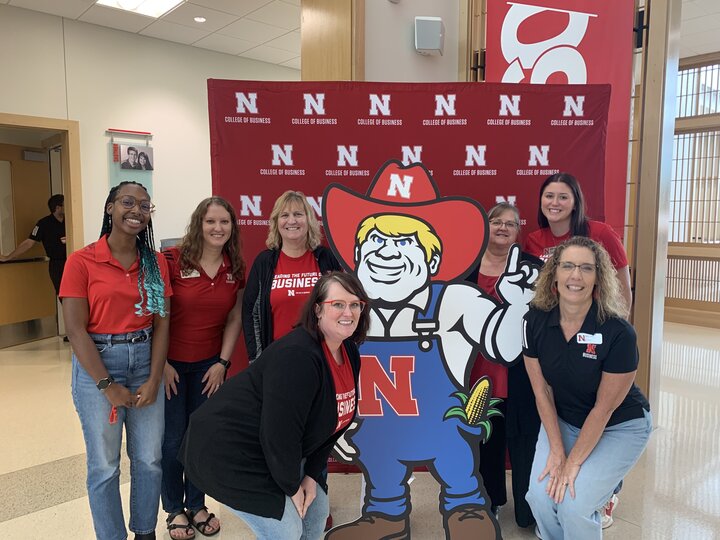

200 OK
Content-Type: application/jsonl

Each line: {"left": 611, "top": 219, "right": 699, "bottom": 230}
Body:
{"left": 194, "top": 16, "right": 206, "bottom": 23}
{"left": 96, "top": 0, "right": 184, "bottom": 18}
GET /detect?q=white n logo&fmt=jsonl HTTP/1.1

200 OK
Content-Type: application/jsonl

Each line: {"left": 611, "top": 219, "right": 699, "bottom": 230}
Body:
{"left": 465, "top": 145, "right": 487, "bottom": 167}
{"left": 528, "top": 145, "right": 550, "bottom": 166}
{"left": 306, "top": 197, "right": 322, "bottom": 217}
{"left": 271, "top": 144, "right": 293, "bottom": 166}
{"left": 401, "top": 146, "right": 423, "bottom": 165}
{"left": 563, "top": 96, "right": 585, "bottom": 117}
{"left": 303, "top": 93, "right": 325, "bottom": 115}
{"left": 337, "top": 145, "right": 358, "bottom": 167}
{"left": 369, "top": 94, "right": 391, "bottom": 116}
{"left": 434, "top": 94, "right": 456, "bottom": 116}
{"left": 240, "top": 195, "right": 262, "bottom": 217}
{"left": 499, "top": 95, "right": 521, "bottom": 116}
{"left": 387, "top": 174, "right": 414, "bottom": 199}
{"left": 495, "top": 195, "right": 517, "bottom": 205}
{"left": 235, "top": 92, "right": 258, "bottom": 114}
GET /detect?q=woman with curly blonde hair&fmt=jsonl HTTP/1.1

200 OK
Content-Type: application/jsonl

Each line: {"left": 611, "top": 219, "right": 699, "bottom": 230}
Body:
{"left": 522, "top": 236, "right": 651, "bottom": 540}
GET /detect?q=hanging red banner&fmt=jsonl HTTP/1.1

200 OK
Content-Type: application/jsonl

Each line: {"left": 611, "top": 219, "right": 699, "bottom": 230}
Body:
{"left": 484, "top": 0, "right": 635, "bottom": 236}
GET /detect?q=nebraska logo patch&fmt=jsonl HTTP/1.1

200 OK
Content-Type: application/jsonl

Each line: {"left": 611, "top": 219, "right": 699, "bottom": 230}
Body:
{"left": 582, "top": 343, "right": 598, "bottom": 360}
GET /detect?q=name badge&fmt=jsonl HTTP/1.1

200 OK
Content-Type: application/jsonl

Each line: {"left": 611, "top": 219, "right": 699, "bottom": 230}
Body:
{"left": 181, "top": 269, "right": 201, "bottom": 279}
{"left": 577, "top": 333, "right": 603, "bottom": 345}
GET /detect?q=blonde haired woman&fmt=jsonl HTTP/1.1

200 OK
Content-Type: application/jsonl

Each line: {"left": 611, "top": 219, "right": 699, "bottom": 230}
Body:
{"left": 523, "top": 237, "right": 650, "bottom": 540}
{"left": 242, "top": 190, "right": 342, "bottom": 362}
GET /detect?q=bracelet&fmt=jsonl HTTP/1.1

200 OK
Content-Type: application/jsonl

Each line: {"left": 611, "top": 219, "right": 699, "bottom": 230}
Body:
{"left": 218, "top": 358, "right": 231, "bottom": 370}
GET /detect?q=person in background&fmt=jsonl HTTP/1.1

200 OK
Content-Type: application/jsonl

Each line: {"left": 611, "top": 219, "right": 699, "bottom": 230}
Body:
{"left": 60, "top": 180, "right": 171, "bottom": 540}
{"left": 180, "top": 272, "right": 367, "bottom": 540}
{"left": 0, "top": 194, "right": 66, "bottom": 297}
{"left": 161, "top": 197, "right": 246, "bottom": 539}
{"left": 523, "top": 173, "right": 632, "bottom": 316}
{"left": 122, "top": 147, "right": 141, "bottom": 170}
{"left": 523, "top": 236, "right": 651, "bottom": 540}
{"left": 138, "top": 152, "right": 154, "bottom": 171}
{"left": 466, "top": 202, "right": 542, "bottom": 527}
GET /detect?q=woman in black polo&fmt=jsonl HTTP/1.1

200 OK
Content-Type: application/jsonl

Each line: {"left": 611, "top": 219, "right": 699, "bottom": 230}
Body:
{"left": 522, "top": 236, "right": 651, "bottom": 540}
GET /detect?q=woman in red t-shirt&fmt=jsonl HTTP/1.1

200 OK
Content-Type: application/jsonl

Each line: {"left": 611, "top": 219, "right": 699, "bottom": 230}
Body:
{"left": 523, "top": 173, "right": 632, "bottom": 314}
{"left": 60, "top": 181, "right": 172, "bottom": 540}
{"left": 161, "top": 197, "right": 246, "bottom": 539}
{"left": 467, "top": 202, "right": 541, "bottom": 526}
{"left": 242, "top": 190, "right": 341, "bottom": 362}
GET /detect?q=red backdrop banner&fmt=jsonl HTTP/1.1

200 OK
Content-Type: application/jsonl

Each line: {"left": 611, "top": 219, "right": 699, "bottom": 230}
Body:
{"left": 484, "top": 0, "right": 635, "bottom": 235}
{"left": 208, "top": 79, "right": 610, "bottom": 370}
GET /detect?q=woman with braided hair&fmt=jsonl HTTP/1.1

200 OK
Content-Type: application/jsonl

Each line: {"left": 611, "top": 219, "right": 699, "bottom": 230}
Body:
{"left": 61, "top": 181, "right": 172, "bottom": 540}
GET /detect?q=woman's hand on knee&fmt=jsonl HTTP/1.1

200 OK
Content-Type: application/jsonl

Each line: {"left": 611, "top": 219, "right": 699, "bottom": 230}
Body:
{"left": 300, "top": 476, "right": 317, "bottom": 516}
{"left": 540, "top": 450, "right": 566, "bottom": 497}
{"left": 552, "top": 461, "right": 581, "bottom": 504}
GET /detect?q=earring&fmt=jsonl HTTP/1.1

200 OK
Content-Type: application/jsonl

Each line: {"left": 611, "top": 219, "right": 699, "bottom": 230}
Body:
{"left": 551, "top": 282, "right": 557, "bottom": 295}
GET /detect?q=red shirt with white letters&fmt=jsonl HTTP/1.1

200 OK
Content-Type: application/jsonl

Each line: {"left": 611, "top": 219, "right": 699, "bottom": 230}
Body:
{"left": 322, "top": 341, "right": 356, "bottom": 433}
{"left": 270, "top": 250, "right": 321, "bottom": 340}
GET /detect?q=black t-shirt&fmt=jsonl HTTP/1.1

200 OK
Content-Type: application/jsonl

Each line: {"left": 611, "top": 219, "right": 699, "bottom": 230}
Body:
{"left": 522, "top": 302, "right": 649, "bottom": 428}
{"left": 29, "top": 214, "right": 66, "bottom": 261}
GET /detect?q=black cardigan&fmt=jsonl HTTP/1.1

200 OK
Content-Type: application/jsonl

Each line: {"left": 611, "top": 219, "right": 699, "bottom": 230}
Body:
{"left": 242, "top": 246, "right": 342, "bottom": 361}
{"left": 179, "top": 327, "right": 361, "bottom": 520}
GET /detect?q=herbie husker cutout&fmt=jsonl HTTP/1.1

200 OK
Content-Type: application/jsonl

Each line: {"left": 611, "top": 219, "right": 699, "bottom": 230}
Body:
{"left": 323, "top": 161, "right": 538, "bottom": 539}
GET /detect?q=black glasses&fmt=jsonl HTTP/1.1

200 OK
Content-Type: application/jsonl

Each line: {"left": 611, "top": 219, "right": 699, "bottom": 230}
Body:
{"left": 115, "top": 196, "right": 155, "bottom": 215}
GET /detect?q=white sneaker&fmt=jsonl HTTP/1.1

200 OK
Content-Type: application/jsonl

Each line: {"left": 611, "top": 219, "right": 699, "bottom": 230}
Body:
{"left": 534, "top": 524, "right": 542, "bottom": 539}
{"left": 601, "top": 494, "right": 619, "bottom": 529}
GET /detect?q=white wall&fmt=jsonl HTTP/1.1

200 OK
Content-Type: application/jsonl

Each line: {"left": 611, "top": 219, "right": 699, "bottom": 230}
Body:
{"left": 0, "top": 5, "right": 299, "bottom": 244}
{"left": 364, "top": 0, "right": 460, "bottom": 82}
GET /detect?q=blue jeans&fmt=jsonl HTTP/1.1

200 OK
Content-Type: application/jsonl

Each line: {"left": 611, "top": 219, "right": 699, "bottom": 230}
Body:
{"left": 71, "top": 328, "right": 164, "bottom": 540}
{"left": 161, "top": 356, "right": 218, "bottom": 514}
{"left": 526, "top": 409, "right": 652, "bottom": 540}
{"left": 229, "top": 486, "right": 329, "bottom": 540}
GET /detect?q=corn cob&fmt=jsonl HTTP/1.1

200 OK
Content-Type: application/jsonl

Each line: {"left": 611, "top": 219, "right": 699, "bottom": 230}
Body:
{"left": 465, "top": 377, "right": 491, "bottom": 424}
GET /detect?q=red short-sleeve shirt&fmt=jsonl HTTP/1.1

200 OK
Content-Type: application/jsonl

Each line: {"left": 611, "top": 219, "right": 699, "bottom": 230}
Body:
{"left": 165, "top": 247, "right": 245, "bottom": 362}
{"left": 59, "top": 235, "right": 172, "bottom": 334}
{"left": 523, "top": 220, "right": 629, "bottom": 270}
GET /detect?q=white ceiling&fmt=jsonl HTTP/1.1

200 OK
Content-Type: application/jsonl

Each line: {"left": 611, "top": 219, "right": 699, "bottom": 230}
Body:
{"left": 680, "top": 0, "right": 720, "bottom": 58}
{"left": 3, "top": 0, "right": 302, "bottom": 70}
{"left": 1, "top": 0, "right": 718, "bottom": 69}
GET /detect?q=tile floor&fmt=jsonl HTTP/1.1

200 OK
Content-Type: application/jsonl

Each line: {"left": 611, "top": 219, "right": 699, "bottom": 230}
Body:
{"left": 1, "top": 322, "right": 719, "bottom": 539}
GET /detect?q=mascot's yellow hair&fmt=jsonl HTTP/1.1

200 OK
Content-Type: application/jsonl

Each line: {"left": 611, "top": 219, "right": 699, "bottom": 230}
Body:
{"left": 356, "top": 214, "right": 442, "bottom": 263}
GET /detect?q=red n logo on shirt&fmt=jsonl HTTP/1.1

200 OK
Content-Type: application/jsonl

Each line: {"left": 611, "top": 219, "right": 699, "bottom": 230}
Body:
{"left": 358, "top": 355, "right": 419, "bottom": 416}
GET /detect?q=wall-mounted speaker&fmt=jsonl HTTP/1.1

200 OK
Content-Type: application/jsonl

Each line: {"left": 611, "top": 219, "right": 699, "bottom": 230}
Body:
{"left": 414, "top": 16, "right": 444, "bottom": 56}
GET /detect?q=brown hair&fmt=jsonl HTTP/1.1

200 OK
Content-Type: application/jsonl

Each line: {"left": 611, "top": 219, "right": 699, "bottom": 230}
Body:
{"left": 530, "top": 236, "right": 628, "bottom": 322}
{"left": 178, "top": 197, "right": 245, "bottom": 281}
{"left": 298, "top": 271, "right": 370, "bottom": 344}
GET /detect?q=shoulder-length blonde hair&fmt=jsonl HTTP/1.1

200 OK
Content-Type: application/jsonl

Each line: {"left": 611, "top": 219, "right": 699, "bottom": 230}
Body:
{"left": 531, "top": 236, "right": 628, "bottom": 322}
{"left": 266, "top": 190, "right": 322, "bottom": 250}
{"left": 178, "top": 197, "right": 246, "bottom": 280}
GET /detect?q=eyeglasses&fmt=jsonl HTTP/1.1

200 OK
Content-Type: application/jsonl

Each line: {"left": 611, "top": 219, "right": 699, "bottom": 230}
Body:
{"left": 489, "top": 219, "right": 519, "bottom": 230}
{"left": 115, "top": 196, "right": 155, "bottom": 215}
{"left": 558, "top": 261, "right": 597, "bottom": 274}
{"left": 319, "top": 300, "right": 366, "bottom": 313}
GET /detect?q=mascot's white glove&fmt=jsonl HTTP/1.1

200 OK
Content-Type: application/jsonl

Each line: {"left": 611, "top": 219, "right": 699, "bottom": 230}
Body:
{"left": 496, "top": 244, "right": 538, "bottom": 306}
{"left": 332, "top": 420, "right": 359, "bottom": 463}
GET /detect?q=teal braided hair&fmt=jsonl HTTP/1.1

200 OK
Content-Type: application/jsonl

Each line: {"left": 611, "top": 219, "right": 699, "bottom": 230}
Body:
{"left": 101, "top": 181, "right": 167, "bottom": 317}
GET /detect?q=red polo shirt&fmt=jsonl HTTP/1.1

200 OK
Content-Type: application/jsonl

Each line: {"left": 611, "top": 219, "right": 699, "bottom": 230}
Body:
{"left": 59, "top": 235, "right": 172, "bottom": 334}
{"left": 523, "top": 220, "right": 629, "bottom": 270}
{"left": 164, "top": 247, "right": 245, "bottom": 362}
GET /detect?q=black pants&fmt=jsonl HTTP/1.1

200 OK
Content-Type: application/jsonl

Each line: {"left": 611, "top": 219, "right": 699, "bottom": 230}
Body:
{"left": 507, "top": 431, "right": 540, "bottom": 528}
{"left": 49, "top": 258, "right": 65, "bottom": 297}
{"left": 479, "top": 401, "right": 507, "bottom": 509}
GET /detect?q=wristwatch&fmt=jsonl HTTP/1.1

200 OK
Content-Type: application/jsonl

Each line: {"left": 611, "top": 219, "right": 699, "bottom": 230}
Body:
{"left": 96, "top": 375, "right": 115, "bottom": 392}
{"left": 218, "top": 358, "right": 231, "bottom": 370}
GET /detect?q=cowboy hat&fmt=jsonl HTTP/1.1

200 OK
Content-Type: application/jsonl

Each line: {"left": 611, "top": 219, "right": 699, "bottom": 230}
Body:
{"left": 323, "top": 160, "right": 487, "bottom": 281}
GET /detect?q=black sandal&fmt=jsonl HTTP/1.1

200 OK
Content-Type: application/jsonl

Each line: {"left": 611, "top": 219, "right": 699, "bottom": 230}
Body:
{"left": 188, "top": 506, "right": 221, "bottom": 537}
{"left": 166, "top": 510, "right": 195, "bottom": 540}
